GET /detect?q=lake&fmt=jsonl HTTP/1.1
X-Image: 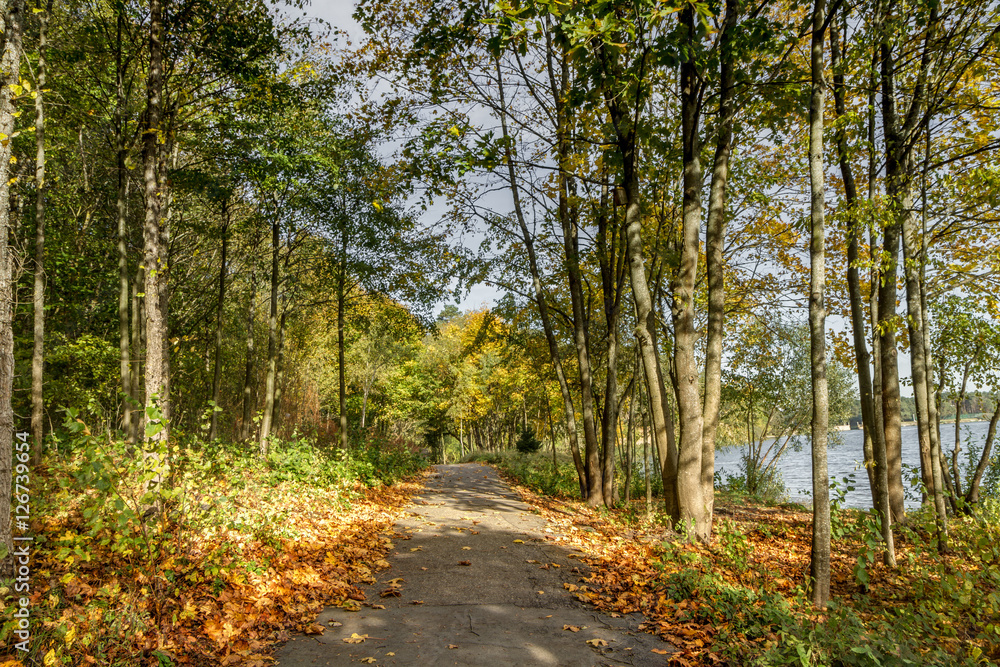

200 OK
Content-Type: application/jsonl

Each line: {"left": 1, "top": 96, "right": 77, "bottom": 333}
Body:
{"left": 714, "top": 420, "right": 995, "bottom": 509}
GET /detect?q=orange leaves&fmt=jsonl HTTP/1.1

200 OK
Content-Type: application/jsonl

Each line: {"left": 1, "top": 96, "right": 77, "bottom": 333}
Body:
{"left": 24, "top": 477, "right": 422, "bottom": 667}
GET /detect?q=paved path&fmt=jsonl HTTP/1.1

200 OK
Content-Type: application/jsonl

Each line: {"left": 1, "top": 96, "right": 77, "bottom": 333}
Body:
{"left": 273, "top": 463, "right": 670, "bottom": 666}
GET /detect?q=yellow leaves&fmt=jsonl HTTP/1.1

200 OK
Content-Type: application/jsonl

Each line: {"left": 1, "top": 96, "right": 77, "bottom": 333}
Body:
{"left": 43, "top": 649, "right": 58, "bottom": 667}
{"left": 652, "top": 648, "right": 669, "bottom": 655}
{"left": 513, "top": 539, "right": 524, "bottom": 544}
{"left": 563, "top": 624, "right": 581, "bottom": 632}
{"left": 586, "top": 638, "right": 609, "bottom": 647}
{"left": 360, "top": 658, "right": 377, "bottom": 664}
{"left": 343, "top": 633, "right": 370, "bottom": 644}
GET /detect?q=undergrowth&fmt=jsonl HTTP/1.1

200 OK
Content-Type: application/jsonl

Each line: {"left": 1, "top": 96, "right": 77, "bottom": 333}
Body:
{"left": 489, "top": 448, "right": 1000, "bottom": 666}
{"left": 0, "top": 417, "right": 427, "bottom": 666}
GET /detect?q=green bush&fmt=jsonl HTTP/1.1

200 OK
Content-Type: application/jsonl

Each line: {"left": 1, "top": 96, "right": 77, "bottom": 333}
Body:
{"left": 516, "top": 427, "right": 543, "bottom": 454}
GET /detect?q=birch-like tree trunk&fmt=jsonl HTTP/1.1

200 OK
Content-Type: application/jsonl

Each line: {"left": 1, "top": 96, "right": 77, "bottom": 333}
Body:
{"left": 807, "top": 0, "right": 830, "bottom": 608}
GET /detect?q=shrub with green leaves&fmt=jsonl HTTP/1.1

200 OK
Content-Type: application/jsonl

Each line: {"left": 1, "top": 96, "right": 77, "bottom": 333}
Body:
{"left": 515, "top": 427, "right": 543, "bottom": 454}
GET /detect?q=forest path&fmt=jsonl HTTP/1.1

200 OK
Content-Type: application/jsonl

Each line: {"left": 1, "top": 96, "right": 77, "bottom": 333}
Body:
{"left": 273, "top": 463, "right": 671, "bottom": 666}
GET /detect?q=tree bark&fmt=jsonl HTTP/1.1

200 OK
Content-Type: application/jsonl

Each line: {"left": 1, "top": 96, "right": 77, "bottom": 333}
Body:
{"left": 337, "top": 217, "right": 348, "bottom": 449}
{"left": 919, "top": 128, "right": 948, "bottom": 541}
{"left": 808, "top": 0, "right": 830, "bottom": 608}
{"left": 0, "top": 0, "right": 25, "bottom": 576}
{"left": 831, "top": 16, "right": 878, "bottom": 508}
{"left": 673, "top": 4, "right": 709, "bottom": 538}
{"left": 241, "top": 267, "right": 256, "bottom": 441}
{"left": 116, "top": 0, "right": 134, "bottom": 446}
{"left": 965, "top": 402, "right": 1000, "bottom": 508}
{"left": 867, "top": 44, "right": 895, "bottom": 564}
{"left": 208, "top": 206, "right": 228, "bottom": 441}
{"left": 878, "top": 35, "right": 907, "bottom": 524}
{"left": 701, "top": 0, "right": 738, "bottom": 523}
{"left": 496, "top": 51, "right": 586, "bottom": 496}
{"left": 30, "top": 0, "right": 51, "bottom": 460}
{"left": 141, "top": 0, "right": 167, "bottom": 493}
{"left": 130, "top": 261, "right": 144, "bottom": 445}
{"left": 259, "top": 218, "right": 280, "bottom": 454}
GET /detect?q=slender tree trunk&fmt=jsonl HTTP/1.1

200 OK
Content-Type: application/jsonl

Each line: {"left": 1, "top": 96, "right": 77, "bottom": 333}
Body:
{"left": 495, "top": 53, "right": 586, "bottom": 496}
{"left": 673, "top": 5, "right": 708, "bottom": 538}
{"left": 831, "top": 16, "right": 878, "bottom": 507}
{"left": 919, "top": 128, "right": 948, "bottom": 540}
{"left": 808, "top": 0, "right": 830, "bottom": 607}
{"left": 879, "top": 36, "right": 908, "bottom": 523}
{"left": 701, "top": 0, "right": 738, "bottom": 522}
{"left": 597, "top": 193, "right": 624, "bottom": 507}
{"left": 208, "top": 209, "right": 228, "bottom": 442}
{"left": 259, "top": 219, "right": 280, "bottom": 454}
{"left": 241, "top": 268, "right": 256, "bottom": 441}
{"left": 0, "top": 0, "right": 25, "bottom": 576}
{"left": 337, "top": 221, "right": 348, "bottom": 449}
{"left": 116, "top": 0, "right": 135, "bottom": 446}
{"left": 141, "top": 0, "right": 167, "bottom": 494}
{"left": 867, "top": 48, "right": 895, "bottom": 564}
{"left": 30, "top": 0, "right": 51, "bottom": 460}
{"left": 966, "top": 402, "right": 1000, "bottom": 508}
{"left": 901, "top": 193, "right": 935, "bottom": 500}
{"left": 953, "top": 354, "right": 976, "bottom": 499}
{"left": 130, "top": 262, "right": 144, "bottom": 445}
{"left": 562, "top": 175, "right": 601, "bottom": 506}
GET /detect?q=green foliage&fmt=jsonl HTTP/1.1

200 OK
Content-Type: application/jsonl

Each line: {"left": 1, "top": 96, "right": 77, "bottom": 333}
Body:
{"left": 466, "top": 450, "right": 580, "bottom": 498}
{"left": 715, "top": 457, "right": 788, "bottom": 505}
{"left": 47, "top": 334, "right": 120, "bottom": 428}
{"left": 515, "top": 427, "right": 543, "bottom": 454}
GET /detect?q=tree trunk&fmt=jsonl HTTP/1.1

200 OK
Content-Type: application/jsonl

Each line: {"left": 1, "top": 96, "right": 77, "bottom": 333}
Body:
{"left": 0, "top": 0, "right": 25, "bottom": 577}
{"left": 597, "top": 190, "right": 625, "bottom": 507}
{"left": 30, "top": 0, "right": 51, "bottom": 461}
{"left": 919, "top": 128, "right": 948, "bottom": 541}
{"left": 952, "top": 354, "right": 976, "bottom": 499}
{"left": 116, "top": 0, "right": 135, "bottom": 446}
{"left": 141, "top": 0, "right": 167, "bottom": 494}
{"left": 337, "top": 220, "right": 348, "bottom": 449}
{"left": 878, "top": 36, "right": 908, "bottom": 524}
{"left": 867, "top": 47, "right": 895, "bottom": 564}
{"left": 495, "top": 52, "right": 586, "bottom": 496}
{"left": 808, "top": 0, "right": 830, "bottom": 608}
{"left": 673, "top": 4, "right": 709, "bottom": 538}
{"left": 259, "top": 219, "right": 280, "bottom": 454}
{"left": 241, "top": 268, "right": 256, "bottom": 441}
{"left": 701, "top": 0, "right": 738, "bottom": 523}
{"left": 831, "top": 16, "right": 878, "bottom": 507}
{"left": 208, "top": 208, "right": 228, "bottom": 442}
{"left": 130, "top": 261, "right": 144, "bottom": 445}
{"left": 965, "top": 402, "right": 1000, "bottom": 509}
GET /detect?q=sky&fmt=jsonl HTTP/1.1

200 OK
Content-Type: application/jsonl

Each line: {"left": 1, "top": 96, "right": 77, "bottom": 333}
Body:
{"left": 292, "top": 1, "right": 503, "bottom": 315}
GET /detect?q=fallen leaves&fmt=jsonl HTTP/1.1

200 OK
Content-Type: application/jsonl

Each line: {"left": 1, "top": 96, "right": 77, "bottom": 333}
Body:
{"left": 563, "top": 625, "right": 581, "bottom": 632}
{"left": 458, "top": 560, "right": 471, "bottom": 566}
{"left": 586, "top": 638, "right": 609, "bottom": 647}
{"left": 26, "top": 475, "right": 423, "bottom": 666}
{"left": 343, "top": 633, "right": 370, "bottom": 644}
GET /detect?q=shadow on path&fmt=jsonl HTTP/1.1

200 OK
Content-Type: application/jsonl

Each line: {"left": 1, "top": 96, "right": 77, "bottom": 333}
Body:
{"left": 273, "top": 463, "right": 671, "bottom": 666}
